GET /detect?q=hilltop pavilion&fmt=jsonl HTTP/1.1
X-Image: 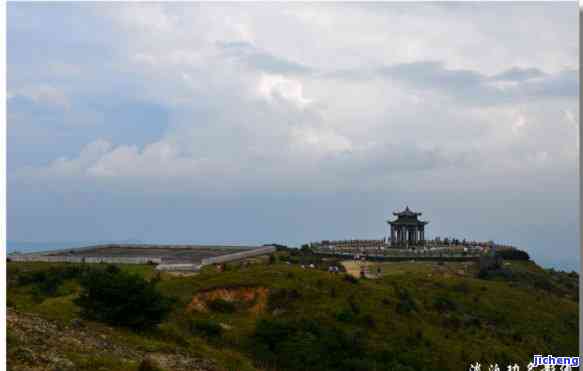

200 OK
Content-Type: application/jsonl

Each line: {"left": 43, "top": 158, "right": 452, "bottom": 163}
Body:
{"left": 387, "top": 206, "right": 429, "bottom": 247}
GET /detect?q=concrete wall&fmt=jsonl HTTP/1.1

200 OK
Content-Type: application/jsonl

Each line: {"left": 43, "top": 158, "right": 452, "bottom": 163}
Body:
{"left": 201, "top": 246, "right": 276, "bottom": 265}
{"left": 7, "top": 255, "right": 162, "bottom": 265}
{"left": 8, "top": 245, "right": 275, "bottom": 271}
{"left": 155, "top": 246, "right": 276, "bottom": 271}
{"left": 155, "top": 263, "right": 200, "bottom": 272}
{"left": 19, "top": 243, "right": 256, "bottom": 256}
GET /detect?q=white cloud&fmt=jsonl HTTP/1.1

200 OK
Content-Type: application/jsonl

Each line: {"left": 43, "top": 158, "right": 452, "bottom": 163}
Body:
{"left": 9, "top": 3, "right": 578, "bottom": 196}
{"left": 17, "top": 85, "right": 71, "bottom": 110}
{"left": 511, "top": 113, "right": 527, "bottom": 135}
{"left": 290, "top": 126, "right": 352, "bottom": 154}
{"left": 257, "top": 74, "right": 313, "bottom": 109}
{"left": 39, "top": 139, "right": 112, "bottom": 177}
{"left": 563, "top": 109, "right": 578, "bottom": 128}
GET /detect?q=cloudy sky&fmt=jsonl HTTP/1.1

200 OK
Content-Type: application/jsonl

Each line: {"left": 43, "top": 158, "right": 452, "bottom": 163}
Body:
{"left": 7, "top": 3, "right": 579, "bottom": 271}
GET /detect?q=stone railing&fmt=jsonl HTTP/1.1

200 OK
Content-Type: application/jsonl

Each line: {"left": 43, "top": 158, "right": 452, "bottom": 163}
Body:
{"left": 313, "top": 246, "right": 484, "bottom": 261}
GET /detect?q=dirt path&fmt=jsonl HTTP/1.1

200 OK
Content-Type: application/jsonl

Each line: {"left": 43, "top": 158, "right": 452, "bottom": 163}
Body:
{"left": 340, "top": 260, "right": 380, "bottom": 279}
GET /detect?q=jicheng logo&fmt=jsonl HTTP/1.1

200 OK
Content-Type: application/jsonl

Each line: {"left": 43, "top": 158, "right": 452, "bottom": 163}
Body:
{"left": 532, "top": 355, "right": 580, "bottom": 368}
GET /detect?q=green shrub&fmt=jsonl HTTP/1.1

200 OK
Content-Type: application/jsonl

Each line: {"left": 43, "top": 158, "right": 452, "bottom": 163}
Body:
{"left": 207, "top": 298, "right": 237, "bottom": 313}
{"left": 339, "top": 357, "right": 376, "bottom": 371}
{"left": 462, "top": 314, "right": 482, "bottom": 328}
{"left": 17, "top": 265, "right": 87, "bottom": 298}
{"left": 533, "top": 276, "right": 553, "bottom": 291}
{"left": 156, "top": 323, "right": 189, "bottom": 347}
{"left": 395, "top": 287, "right": 417, "bottom": 314}
{"left": 252, "top": 318, "right": 369, "bottom": 371}
{"left": 348, "top": 295, "right": 361, "bottom": 314}
{"left": 443, "top": 315, "right": 462, "bottom": 330}
{"left": 396, "top": 300, "right": 416, "bottom": 314}
{"left": 496, "top": 249, "right": 530, "bottom": 260}
{"left": 138, "top": 357, "right": 165, "bottom": 371}
{"left": 189, "top": 319, "right": 223, "bottom": 338}
{"left": 362, "top": 313, "right": 376, "bottom": 329}
{"left": 6, "top": 329, "right": 19, "bottom": 347}
{"left": 478, "top": 267, "right": 512, "bottom": 280}
{"left": 254, "top": 318, "right": 295, "bottom": 352}
{"left": 330, "top": 287, "right": 337, "bottom": 298}
{"left": 268, "top": 288, "right": 301, "bottom": 311}
{"left": 344, "top": 274, "right": 359, "bottom": 284}
{"left": 74, "top": 266, "right": 174, "bottom": 330}
{"left": 452, "top": 281, "right": 470, "bottom": 294}
{"left": 433, "top": 296, "right": 458, "bottom": 313}
{"left": 336, "top": 308, "right": 354, "bottom": 322}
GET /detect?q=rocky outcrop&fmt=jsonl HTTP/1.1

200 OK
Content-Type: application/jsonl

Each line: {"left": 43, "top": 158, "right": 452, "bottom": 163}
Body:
{"left": 7, "top": 309, "right": 217, "bottom": 371}
{"left": 187, "top": 286, "right": 269, "bottom": 315}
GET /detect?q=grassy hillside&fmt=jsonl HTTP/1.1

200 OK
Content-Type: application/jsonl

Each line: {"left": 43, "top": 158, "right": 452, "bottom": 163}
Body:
{"left": 6, "top": 253, "right": 578, "bottom": 371}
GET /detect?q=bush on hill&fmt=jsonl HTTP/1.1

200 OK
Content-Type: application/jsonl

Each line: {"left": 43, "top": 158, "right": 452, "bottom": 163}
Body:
{"left": 7, "top": 259, "right": 578, "bottom": 371}
{"left": 433, "top": 296, "right": 458, "bottom": 313}
{"left": 344, "top": 274, "right": 359, "bottom": 284}
{"left": 251, "top": 318, "right": 420, "bottom": 370}
{"left": 74, "top": 265, "right": 174, "bottom": 330}
{"left": 395, "top": 287, "right": 417, "bottom": 314}
{"left": 208, "top": 298, "right": 237, "bottom": 313}
{"left": 252, "top": 318, "right": 369, "bottom": 371}
{"left": 189, "top": 318, "right": 223, "bottom": 338}
{"left": 496, "top": 249, "right": 530, "bottom": 261}
{"left": 478, "top": 267, "right": 513, "bottom": 280}
{"left": 336, "top": 308, "right": 355, "bottom": 322}
{"left": 268, "top": 288, "right": 302, "bottom": 311}
{"left": 137, "top": 358, "right": 165, "bottom": 371}
{"left": 16, "top": 265, "right": 87, "bottom": 298}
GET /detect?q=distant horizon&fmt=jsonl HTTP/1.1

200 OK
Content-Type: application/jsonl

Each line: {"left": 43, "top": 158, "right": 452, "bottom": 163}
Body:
{"left": 7, "top": 235, "right": 579, "bottom": 273}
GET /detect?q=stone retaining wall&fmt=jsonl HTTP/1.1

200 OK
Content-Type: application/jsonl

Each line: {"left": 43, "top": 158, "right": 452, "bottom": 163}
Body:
{"left": 7, "top": 255, "right": 162, "bottom": 265}
{"left": 18, "top": 243, "right": 254, "bottom": 257}
{"left": 155, "top": 246, "right": 276, "bottom": 272}
{"left": 201, "top": 246, "right": 276, "bottom": 265}
{"left": 8, "top": 245, "right": 276, "bottom": 271}
{"left": 155, "top": 263, "right": 200, "bottom": 272}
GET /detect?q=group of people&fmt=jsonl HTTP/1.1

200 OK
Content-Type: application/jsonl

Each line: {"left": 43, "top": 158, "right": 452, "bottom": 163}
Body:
{"left": 328, "top": 265, "right": 341, "bottom": 273}
{"left": 359, "top": 264, "right": 383, "bottom": 278}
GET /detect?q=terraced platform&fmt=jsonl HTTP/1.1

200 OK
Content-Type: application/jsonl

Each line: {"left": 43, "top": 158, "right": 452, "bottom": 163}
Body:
{"left": 8, "top": 244, "right": 268, "bottom": 265}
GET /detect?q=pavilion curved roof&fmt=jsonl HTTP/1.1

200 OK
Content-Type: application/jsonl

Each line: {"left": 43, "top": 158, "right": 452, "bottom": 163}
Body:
{"left": 392, "top": 206, "right": 422, "bottom": 217}
{"left": 387, "top": 206, "right": 429, "bottom": 225}
{"left": 387, "top": 219, "right": 429, "bottom": 226}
